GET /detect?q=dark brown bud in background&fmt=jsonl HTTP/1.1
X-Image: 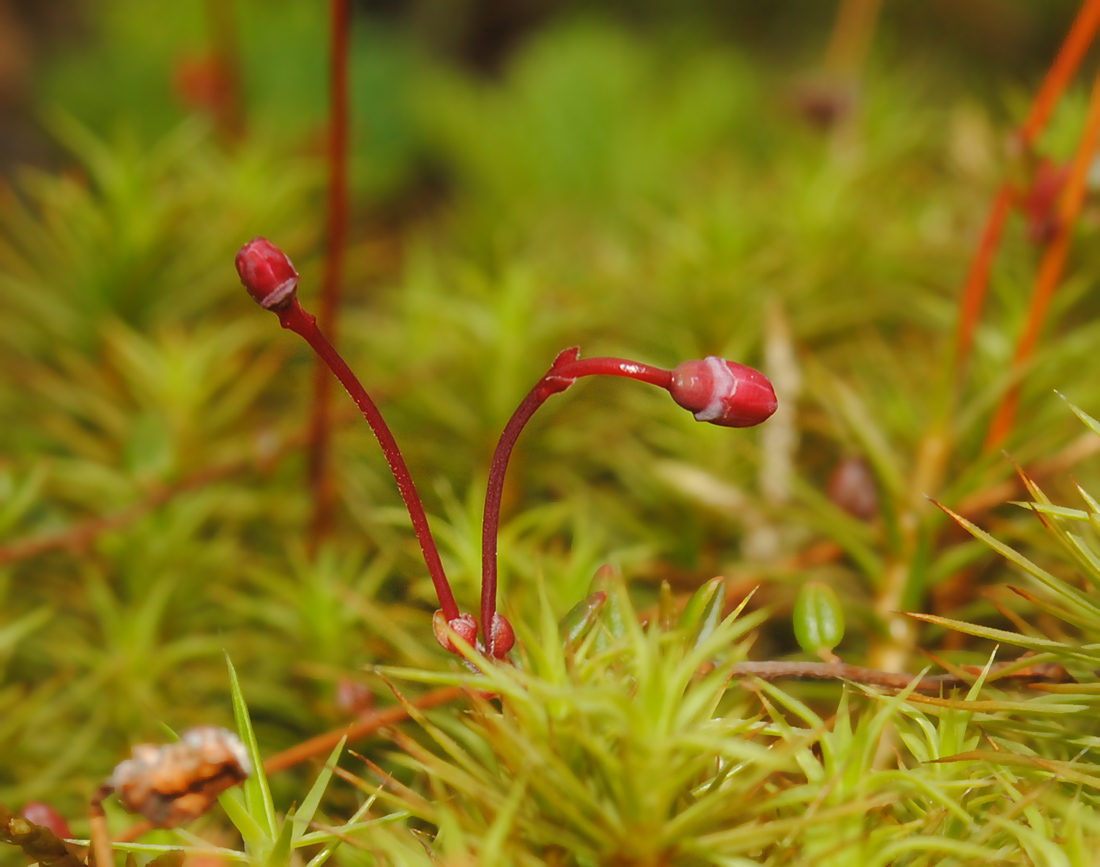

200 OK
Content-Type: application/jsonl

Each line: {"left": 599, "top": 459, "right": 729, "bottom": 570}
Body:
{"left": 827, "top": 456, "right": 878, "bottom": 521}
{"left": 669, "top": 357, "right": 778, "bottom": 427}
{"left": 235, "top": 237, "right": 300, "bottom": 311}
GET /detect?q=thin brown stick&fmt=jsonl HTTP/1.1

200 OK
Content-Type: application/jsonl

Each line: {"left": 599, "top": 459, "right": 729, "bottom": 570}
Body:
{"left": 823, "top": 0, "right": 883, "bottom": 79}
{"left": 89, "top": 790, "right": 114, "bottom": 867}
{"left": 307, "top": 0, "right": 352, "bottom": 553}
{"left": 112, "top": 686, "right": 462, "bottom": 845}
{"left": 985, "top": 70, "right": 1100, "bottom": 452}
{"left": 0, "top": 430, "right": 309, "bottom": 568}
{"left": 729, "top": 658, "right": 1070, "bottom": 693}
{"left": 955, "top": 431, "right": 1100, "bottom": 516}
{"left": 263, "top": 686, "right": 461, "bottom": 774}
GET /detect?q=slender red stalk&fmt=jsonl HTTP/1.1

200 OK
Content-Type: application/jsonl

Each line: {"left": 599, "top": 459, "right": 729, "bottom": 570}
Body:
{"left": 822, "top": 0, "right": 882, "bottom": 80}
{"left": 202, "top": 0, "right": 244, "bottom": 142}
{"left": 954, "top": 2, "right": 1100, "bottom": 388}
{"left": 480, "top": 353, "right": 678, "bottom": 656}
{"left": 307, "top": 0, "right": 351, "bottom": 553}
{"left": 279, "top": 297, "right": 460, "bottom": 620}
{"left": 985, "top": 70, "right": 1100, "bottom": 452}
{"left": 1018, "top": 0, "right": 1100, "bottom": 149}
{"left": 953, "top": 185, "right": 1014, "bottom": 378}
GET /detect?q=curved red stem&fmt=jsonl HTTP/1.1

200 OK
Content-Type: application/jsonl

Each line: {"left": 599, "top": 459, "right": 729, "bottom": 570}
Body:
{"left": 480, "top": 354, "right": 672, "bottom": 655}
{"left": 280, "top": 298, "right": 460, "bottom": 621}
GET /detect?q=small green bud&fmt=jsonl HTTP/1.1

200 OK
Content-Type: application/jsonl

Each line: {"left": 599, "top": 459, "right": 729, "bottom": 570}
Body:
{"left": 678, "top": 577, "right": 727, "bottom": 646}
{"left": 793, "top": 581, "right": 845, "bottom": 660}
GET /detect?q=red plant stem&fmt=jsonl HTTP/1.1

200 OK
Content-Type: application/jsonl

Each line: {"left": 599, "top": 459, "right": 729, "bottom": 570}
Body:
{"left": 480, "top": 355, "right": 673, "bottom": 654}
{"left": 554, "top": 356, "right": 673, "bottom": 388}
{"left": 263, "top": 685, "right": 461, "bottom": 774}
{"left": 1018, "top": 0, "right": 1100, "bottom": 149}
{"left": 823, "top": 0, "right": 882, "bottom": 79}
{"left": 953, "top": 185, "right": 1014, "bottom": 379}
{"left": 307, "top": 0, "right": 351, "bottom": 554}
{"left": 203, "top": 0, "right": 244, "bottom": 142}
{"left": 729, "top": 659, "right": 1069, "bottom": 693}
{"left": 985, "top": 70, "right": 1100, "bottom": 452}
{"left": 279, "top": 298, "right": 460, "bottom": 621}
{"left": 954, "top": 2, "right": 1100, "bottom": 387}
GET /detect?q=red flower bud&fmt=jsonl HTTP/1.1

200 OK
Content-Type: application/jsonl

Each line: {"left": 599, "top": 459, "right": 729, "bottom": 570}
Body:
{"left": 669, "top": 357, "right": 777, "bottom": 427}
{"left": 432, "top": 610, "right": 479, "bottom": 653}
{"left": 235, "top": 237, "right": 300, "bottom": 311}
{"left": 488, "top": 612, "right": 516, "bottom": 657}
{"left": 21, "top": 802, "right": 73, "bottom": 839}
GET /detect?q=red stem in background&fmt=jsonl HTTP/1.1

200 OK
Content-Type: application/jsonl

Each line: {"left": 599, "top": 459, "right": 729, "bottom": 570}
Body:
{"left": 822, "top": 0, "right": 882, "bottom": 80}
{"left": 308, "top": 0, "right": 351, "bottom": 553}
{"left": 203, "top": 0, "right": 244, "bottom": 142}
{"left": 953, "top": 185, "right": 1014, "bottom": 380}
{"left": 984, "top": 70, "right": 1100, "bottom": 452}
{"left": 280, "top": 298, "right": 460, "bottom": 621}
{"left": 480, "top": 354, "right": 673, "bottom": 655}
{"left": 954, "top": 1, "right": 1100, "bottom": 389}
{"left": 1018, "top": 0, "right": 1100, "bottom": 150}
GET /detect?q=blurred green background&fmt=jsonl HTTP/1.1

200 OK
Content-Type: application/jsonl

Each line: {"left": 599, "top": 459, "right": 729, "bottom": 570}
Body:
{"left": 3, "top": 0, "right": 1100, "bottom": 849}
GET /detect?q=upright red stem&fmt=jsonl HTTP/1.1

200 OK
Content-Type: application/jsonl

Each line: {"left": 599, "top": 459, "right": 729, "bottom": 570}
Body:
{"left": 203, "top": 0, "right": 244, "bottom": 142}
{"left": 953, "top": 185, "right": 1015, "bottom": 379}
{"left": 279, "top": 298, "right": 460, "bottom": 621}
{"left": 308, "top": 0, "right": 351, "bottom": 553}
{"left": 985, "top": 70, "right": 1100, "bottom": 452}
{"left": 954, "top": 1, "right": 1100, "bottom": 393}
{"left": 1018, "top": 0, "right": 1100, "bottom": 149}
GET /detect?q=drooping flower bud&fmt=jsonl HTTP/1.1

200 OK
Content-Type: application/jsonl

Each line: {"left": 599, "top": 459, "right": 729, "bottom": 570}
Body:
{"left": 432, "top": 610, "right": 479, "bottom": 654}
{"left": 669, "top": 357, "right": 778, "bottom": 427}
{"left": 235, "top": 237, "right": 300, "bottom": 311}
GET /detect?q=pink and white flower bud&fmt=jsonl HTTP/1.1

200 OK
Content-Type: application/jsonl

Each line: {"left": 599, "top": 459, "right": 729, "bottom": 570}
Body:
{"left": 235, "top": 237, "right": 300, "bottom": 311}
{"left": 669, "top": 357, "right": 778, "bottom": 428}
{"left": 432, "top": 610, "right": 479, "bottom": 653}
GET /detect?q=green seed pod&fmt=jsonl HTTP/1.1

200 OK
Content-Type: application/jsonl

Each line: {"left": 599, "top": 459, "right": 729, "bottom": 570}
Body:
{"left": 678, "top": 576, "right": 727, "bottom": 646}
{"left": 793, "top": 581, "right": 845, "bottom": 658}
{"left": 559, "top": 591, "right": 608, "bottom": 645}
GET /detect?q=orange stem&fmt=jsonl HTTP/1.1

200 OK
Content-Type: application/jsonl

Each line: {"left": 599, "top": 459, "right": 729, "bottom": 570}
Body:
{"left": 985, "top": 70, "right": 1100, "bottom": 452}
{"left": 263, "top": 686, "right": 461, "bottom": 774}
{"left": 953, "top": 185, "right": 1015, "bottom": 378}
{"left": 823, "top": 0, "right": 883, "bottom": 79}
{"left": 1019, "top": 0, "right": 1100, "bottom": 149}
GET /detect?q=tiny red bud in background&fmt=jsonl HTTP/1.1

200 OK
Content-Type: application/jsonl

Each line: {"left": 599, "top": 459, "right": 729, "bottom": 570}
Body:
{"left": 1022, "top": 159, "right": 1069, "bottom": 244}
{"left": 235, "top": 237, "right": 300, "bottom": 310}
{"left": 335, "top": 677, "right": 375, "bottom": 718}
{"left": 432, "top": 610, "right": 479, "bottom": 654}
{"left": 669, "top": 357, "right": 778, "bottom": 427}
{"left": 21, "top": 802, "right": 73, "bottom": 839}
{"left": 827, "top": 456, "right": 878, "bottom": 521}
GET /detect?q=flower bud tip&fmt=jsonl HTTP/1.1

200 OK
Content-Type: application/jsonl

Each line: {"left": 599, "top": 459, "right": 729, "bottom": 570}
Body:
{"left": 235, "top": 237, "right": 299, "bottom": 311}
{"left": 669, "top": 357, "right": 777, "bottom": 427}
